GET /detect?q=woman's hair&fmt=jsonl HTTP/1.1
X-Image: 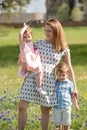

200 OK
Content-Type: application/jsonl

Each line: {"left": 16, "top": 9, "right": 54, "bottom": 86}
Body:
{"left": 56, "top": 62, "right": 69, "bottom": 76}
{"left": 45, "top": 18, "right": 68, "bottom": 51}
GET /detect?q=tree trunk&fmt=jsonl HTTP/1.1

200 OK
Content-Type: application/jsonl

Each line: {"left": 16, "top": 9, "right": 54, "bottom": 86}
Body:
{"left": 45, "top": 0, "right": 60, "bottom": 19}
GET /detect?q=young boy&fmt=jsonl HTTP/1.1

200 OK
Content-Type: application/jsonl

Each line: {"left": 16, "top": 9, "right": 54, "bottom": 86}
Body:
{"left": 53, "top": 62, "right": 79, "bottom": 130}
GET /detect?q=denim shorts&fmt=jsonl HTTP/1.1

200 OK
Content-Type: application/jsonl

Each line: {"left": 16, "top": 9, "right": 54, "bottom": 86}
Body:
{"left": 53, "top": 107, "right": 71, "bottom": 126}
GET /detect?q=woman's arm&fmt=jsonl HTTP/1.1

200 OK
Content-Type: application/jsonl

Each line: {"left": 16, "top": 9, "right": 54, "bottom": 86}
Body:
{"left": 63, "top": 53, "right": 78, "bottom": 98}
{"left": 71, "top": 94, "right": 80, "bottom": 111}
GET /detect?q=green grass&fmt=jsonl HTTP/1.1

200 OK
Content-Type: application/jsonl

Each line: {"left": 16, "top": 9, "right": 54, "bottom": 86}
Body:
{"left": 0, "top": 26, "right": 87, "bottom": 130}
{"left": 64, "top": 26, "right": 87, "bottom": 44}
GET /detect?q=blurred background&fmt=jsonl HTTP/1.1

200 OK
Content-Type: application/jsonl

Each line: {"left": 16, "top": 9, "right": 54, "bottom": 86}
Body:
{"left": 0, "top": 1, "right": 87, "bottom": 130}
{"left": 0, "top": 0, "right": 87, "bottom": 27}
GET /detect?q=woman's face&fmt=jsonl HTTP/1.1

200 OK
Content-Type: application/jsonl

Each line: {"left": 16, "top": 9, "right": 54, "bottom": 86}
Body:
{"left": 45, "top": 24, "right": 53, "bottom": 43}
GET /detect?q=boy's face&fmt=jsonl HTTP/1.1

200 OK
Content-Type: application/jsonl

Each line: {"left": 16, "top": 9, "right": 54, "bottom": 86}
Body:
{"left": 23, "top": 32, "right": 32, "bottom": 42}
{"left": 57, "top": 71, "right": 68, "bottom": 82}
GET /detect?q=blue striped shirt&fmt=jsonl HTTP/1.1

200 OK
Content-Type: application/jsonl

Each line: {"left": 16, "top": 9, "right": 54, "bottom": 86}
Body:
{"left": 54, "top": 79, "right": 74, "bottom": 109}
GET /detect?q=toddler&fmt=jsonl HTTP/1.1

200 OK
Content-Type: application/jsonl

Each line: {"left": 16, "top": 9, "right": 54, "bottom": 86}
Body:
{"left": 17, "top": 23, "right": 46, "bottom": 95}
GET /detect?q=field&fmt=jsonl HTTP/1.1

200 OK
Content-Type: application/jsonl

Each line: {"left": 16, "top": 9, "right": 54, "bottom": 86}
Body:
{"left": 0, "top": 26, "right": 87, "bottom": 130}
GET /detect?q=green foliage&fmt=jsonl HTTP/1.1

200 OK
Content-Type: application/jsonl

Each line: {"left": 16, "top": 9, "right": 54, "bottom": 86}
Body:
{"left": 1, "top": 0, "right": 30, "bottom": 17}
{"left": 57, "top": 2, "right": 69, "bottom": 21}
{"left": 70, "top": 5, "right": 84, "bottom": 21}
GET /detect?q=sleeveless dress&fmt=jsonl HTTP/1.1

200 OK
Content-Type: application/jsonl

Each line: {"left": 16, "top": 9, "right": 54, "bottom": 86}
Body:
{"left": 19, "top": 40, "right": 70, "bottom": 107}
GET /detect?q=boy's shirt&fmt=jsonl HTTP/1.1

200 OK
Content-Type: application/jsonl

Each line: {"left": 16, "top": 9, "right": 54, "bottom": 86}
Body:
{"left": 54, "top": 79, "right": 74, "bottom": 109}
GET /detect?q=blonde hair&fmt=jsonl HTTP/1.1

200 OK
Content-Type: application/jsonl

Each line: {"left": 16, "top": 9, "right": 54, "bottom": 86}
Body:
{"left": 45, "top": 19, "right": 68, "bottom": 52}
{"left": 56, "top": 62, "right": 69, "bottom": 76}
{"left": 24, "top": 26, "right": 32, "bottom": 36}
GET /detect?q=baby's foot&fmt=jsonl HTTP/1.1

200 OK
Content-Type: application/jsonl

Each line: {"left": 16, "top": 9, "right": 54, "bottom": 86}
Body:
{"left": 36, "top": 87, "right": 46, "bottom": 95}
{"left": 23, "top": 72, "right": 28, "bottom": 77}
{"left": 18, "top": 71, "right": 26, "bottom": 77}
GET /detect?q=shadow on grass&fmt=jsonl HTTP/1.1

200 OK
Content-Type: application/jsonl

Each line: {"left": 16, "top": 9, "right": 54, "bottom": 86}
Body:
{"left": 0, "top": 45, "right": 19, "bottom": 67}
{"left": 69, "top": 44, "right": 87, "bottom": 66}
{"left": 0, "top": 44, "right": 87, "bottom": 67}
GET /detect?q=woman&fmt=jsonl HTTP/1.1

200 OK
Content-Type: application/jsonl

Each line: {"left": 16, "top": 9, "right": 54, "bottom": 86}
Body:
{"left": 18, "top": 19, "right": 78, "bottom": 130}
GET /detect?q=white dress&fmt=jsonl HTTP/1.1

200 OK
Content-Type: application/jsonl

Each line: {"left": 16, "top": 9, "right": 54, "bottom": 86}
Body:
{"left": 19, "top": 40, "right": 70, "bottom": 107}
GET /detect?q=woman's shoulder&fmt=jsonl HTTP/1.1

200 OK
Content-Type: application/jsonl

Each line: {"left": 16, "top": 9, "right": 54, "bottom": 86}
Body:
{"left": 34, "top": 39, "right": 45, "bottom": 44}
{"left": 61, "top": 47, "right": 70, "bottom": 56}
{"left": 33, "top": 40, "right": 46, "bottom": 48}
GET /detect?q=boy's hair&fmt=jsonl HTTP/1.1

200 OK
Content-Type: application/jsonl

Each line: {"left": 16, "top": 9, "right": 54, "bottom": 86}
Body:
{"left": 56, "top": 62, "right": 69, "bottom": 75}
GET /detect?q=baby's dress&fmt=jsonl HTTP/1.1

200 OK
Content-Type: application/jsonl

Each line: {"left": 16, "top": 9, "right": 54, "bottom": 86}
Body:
{"left": 18, "top": 42, "right": 42, "bottom": 77}
{"left": 19, "top": 40, "right": 70, "bottom": 107}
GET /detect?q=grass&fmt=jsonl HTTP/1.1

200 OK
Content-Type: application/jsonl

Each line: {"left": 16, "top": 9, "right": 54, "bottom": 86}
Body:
{"left": 0, "top": 26, "right": 87, "bottom": 130}
{"left": 64, "top": 26, "right": 87, "bottom": 44}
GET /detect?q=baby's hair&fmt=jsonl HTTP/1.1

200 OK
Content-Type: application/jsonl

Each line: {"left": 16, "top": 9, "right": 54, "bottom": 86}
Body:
{"left": 24, "top": 26, "right": 32, "bottom": 35}
{"left": 56, "top": 62, "right": 69, "bottom": 75}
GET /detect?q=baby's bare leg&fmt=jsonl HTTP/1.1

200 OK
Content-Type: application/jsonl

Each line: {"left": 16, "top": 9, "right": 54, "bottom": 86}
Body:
{"left": 36, "top": 72, "right": 46, "bottom": 95}
{"left": 36, "top": 72, "right": 43, "bottom": 87}
{"left": 22, "top": 63, "right": 27, "bottom": 73}
{"left": 64, "top": 125, "right": 70, "bottom": 130}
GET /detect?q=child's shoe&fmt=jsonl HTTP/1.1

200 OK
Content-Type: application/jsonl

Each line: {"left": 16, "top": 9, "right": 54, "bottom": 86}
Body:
{"left": 36, "top": 87, "right": 46, "bottom": 95}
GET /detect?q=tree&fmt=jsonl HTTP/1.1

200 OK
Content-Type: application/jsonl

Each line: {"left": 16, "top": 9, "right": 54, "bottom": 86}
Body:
{"left": 45, "top": 0, "right": 60, "bottom": 19}
{"left": 45, "top": 0, "right": 69, "bottom": 19}
{"left": 68, "top": 0, "right": 75, "bottom": 15}
{"left": 0, "top": 0, "right": 30, "bottom": 16}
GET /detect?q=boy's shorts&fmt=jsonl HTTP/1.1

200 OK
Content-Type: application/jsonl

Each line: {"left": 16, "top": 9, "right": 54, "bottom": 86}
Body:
{"left": 53, "top": 107, "right": 71, "bottom": 126}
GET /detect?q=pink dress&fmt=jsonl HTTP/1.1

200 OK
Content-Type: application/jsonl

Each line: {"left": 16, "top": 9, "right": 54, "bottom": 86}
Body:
{"left": 18, "top": 42, "right": 43, "bottom": 77}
